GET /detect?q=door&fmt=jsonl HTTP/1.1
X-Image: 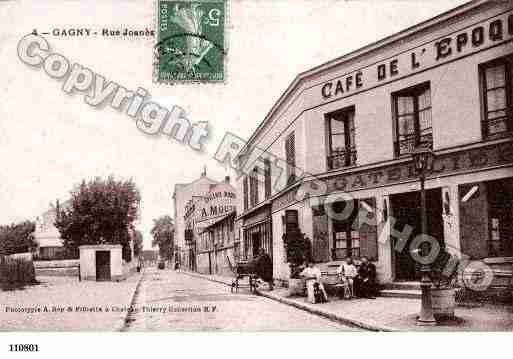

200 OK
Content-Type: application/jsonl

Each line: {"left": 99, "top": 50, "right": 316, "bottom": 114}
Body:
{"left": 392, "top": 194, "right": 420, "bottom": 281}
{"left": 95, "top": 251, "right": 111, "bottom": 281}
{"left": 391, "top": 189, "right": 443, "bottom": 281}
{"left": 252, "top": 232, "right": 261, "bottom": 259}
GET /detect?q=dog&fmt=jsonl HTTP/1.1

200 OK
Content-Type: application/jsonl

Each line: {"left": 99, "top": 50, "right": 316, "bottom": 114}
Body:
{"left": 313, "top": 282, "right": 327, "bottom": 303}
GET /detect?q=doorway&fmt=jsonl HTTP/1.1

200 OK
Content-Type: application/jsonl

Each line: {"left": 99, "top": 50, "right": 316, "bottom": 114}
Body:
{"left": 486, "top": 179, "right": 513, "bottom": 257}
{"left": 95, "top": 251, "right": 111, "bottom": 281}
{"left": 252, "top": 232, "right": 261, "bottom": 259}
{"left": 390, "top": 188, "right": 444, "bottom": 281}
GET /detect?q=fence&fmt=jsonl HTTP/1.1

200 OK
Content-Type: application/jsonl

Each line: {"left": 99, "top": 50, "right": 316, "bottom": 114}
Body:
{"left": 0, "top": 254, "right": 37, "bottom": 290}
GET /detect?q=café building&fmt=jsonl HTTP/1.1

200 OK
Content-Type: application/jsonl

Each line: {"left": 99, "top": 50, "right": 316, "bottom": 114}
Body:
{"left": 235, "top": 0, "right": 513, "bottom": 287}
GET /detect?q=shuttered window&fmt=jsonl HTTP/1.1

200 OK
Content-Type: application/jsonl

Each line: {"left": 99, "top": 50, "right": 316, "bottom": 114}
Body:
{"left": 284, "top": 210, "right": 299, "bottom": 233}
{"left": 249, "top": 167, "right": 259, "bottom": 207}
{"left": 264, "top": 158, "right": 272, "bottom": 199}
{"left": 285, "top": 132, "right": 296, "bottom": 185}
{"left": 243, "top": 176, "right": 249, "bottom": 211}
{"left": 358, "top": 198, "right": 378, "bottom": 261}
{"left": 312, "top": 205, "right": 330, "bottom": 262}
{"left": 330, "top": 198, "right": 378, "bottom": 260}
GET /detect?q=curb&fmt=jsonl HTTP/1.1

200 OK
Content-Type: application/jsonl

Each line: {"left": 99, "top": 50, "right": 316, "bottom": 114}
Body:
{"left": 254, "top": 290, "right": 396, "bottom": 332}
{"left": 180, "top": 270, "right": 233, "bottom": 287}
{"left": 179, "top": 271, "right": 396, "bottom": 332}
{"left": 115, "top": 271, "right": 144, "bottom": 332}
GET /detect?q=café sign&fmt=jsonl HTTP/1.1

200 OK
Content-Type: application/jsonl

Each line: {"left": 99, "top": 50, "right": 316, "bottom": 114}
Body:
{"left": 320, "top": 10, "right": 513, "bottom": 101}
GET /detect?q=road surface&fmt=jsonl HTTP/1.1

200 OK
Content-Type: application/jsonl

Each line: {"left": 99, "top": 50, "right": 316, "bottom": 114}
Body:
{"left": 124, "top": 268, "right": 361, "bottom": 331}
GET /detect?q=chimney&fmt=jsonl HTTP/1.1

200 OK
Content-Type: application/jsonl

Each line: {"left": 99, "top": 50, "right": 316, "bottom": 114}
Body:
{"left": 224, "top": 176, "right": 230, "bottom": 183}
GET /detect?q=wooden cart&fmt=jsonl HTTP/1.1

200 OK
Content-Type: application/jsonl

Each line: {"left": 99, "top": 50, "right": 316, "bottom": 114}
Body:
{"left": 227, "top": 257, "right": 258, "bottom": 293}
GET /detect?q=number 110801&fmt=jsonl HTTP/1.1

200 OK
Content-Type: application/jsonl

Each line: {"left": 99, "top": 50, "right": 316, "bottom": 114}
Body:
{"left": 9, "top": 344, "right": 39, "bottom": 352}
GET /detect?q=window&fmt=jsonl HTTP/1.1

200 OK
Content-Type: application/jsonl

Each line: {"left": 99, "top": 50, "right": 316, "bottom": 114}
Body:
{"left": 285, "top": 132, "right": 296, "bottom": 185}
{"left": 326, "top": 107, "right": 356, "bottom": 169}
{"left": 243, "top": 176, "right": 249, "bottom": 211}
{"left": 331, "top": 200, "right": 360, "bottom": 260}
{"left": 264, "top": 158, "right": 272, "bottom": 199}
{"left": 481, "top": 56, "right": 513, "bottom": 138}
{"left": 393, "top": 82, "right": 432, "bottom": 156}
{"left": 249, "top": 167, "right": 259, "bottom": 207}
{"left": 284, "top": 210, "right": 299, "bottom": 233}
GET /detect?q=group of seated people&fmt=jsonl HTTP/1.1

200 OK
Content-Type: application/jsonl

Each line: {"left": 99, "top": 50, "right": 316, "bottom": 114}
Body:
{"left": 299, "top": 256, "right": 377, "bottom": 304}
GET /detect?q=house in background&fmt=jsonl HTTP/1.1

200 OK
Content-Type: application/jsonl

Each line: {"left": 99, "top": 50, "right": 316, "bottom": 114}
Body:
{"left": 195, "top": 178, "right": 237, "bottom": 276}
{"left": 34, "top": 200, "right": 71, "bottom": 260}
{"left": 173, "top": 168, "right": 233, "bottom": 271}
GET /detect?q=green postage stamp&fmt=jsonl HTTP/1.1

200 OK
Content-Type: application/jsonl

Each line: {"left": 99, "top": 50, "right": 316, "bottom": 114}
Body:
{"left": 155, "top": 0, "right": 226, "bottom": 83}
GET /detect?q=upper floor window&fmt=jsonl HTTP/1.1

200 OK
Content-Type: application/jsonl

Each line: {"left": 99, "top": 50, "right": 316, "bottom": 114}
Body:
{"left": 393, "top": 82, "right": 432, "bottom": 156}
{"left": 249, "top": 167, "right": 259, "bottom": 207}
{"left": 481, "top": 56, "right": 513, "bottom": 139}
{"left": 285, "top": 132, "right": 296, "bottom": 185}
{"left": 264, "top": 158, "right": 271, "bottom": 199}
{"left": 326, "top": 107, "right": 356, "bottom": 170}
{"left": 243, "top": 176, "right": 249, "bottom": 211}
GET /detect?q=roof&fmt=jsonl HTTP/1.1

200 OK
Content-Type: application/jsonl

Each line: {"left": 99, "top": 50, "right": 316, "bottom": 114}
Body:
{"left": 35, "top": 236, "right": 63, "bottom": 248}
{"left": 238, "top": 0, "right": 488, "bottom": 156}
{"left": 201, "top": 211, "right": 236, "bottom": 232}
{"left": 172, "top": 175, "right": 220, "bottom": 197}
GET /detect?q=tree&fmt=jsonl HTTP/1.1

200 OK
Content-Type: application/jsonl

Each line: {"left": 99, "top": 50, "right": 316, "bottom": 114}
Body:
{"left": 0, "top": 221, "right": 36, "bottom": 256}
{"left": 283, "top": 228, "right": 312, "bottom": 279}
{"left": 55, "top": 176, "right": 141, "bottom": 262}
{"left": 133, "top": 230, "right": 143, "bottom": 258}
{"left": 151, "top": 215, "right": 174, "bottom": 261}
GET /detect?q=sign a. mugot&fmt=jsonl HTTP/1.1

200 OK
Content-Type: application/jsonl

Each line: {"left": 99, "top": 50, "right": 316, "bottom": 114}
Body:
{"left": 321, "top": 11, "right": 513, "bottom": 100}
{"left": 197, "top": 191, "right": 236, "bottom": 222}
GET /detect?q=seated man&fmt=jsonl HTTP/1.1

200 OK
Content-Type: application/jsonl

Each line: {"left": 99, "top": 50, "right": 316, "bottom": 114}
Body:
{"left": 355, "top": 256, "right": 377, "bottom": 299}
{"left": 300, "top": 261, "right": 328, "bottom": 303}
{"left": 337, "top": 257, "right": 357, "bottom": 298}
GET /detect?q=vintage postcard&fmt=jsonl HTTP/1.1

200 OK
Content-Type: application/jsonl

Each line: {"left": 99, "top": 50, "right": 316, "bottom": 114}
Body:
{"left": 1, "top": 0, "right": 513, "bottom": 355}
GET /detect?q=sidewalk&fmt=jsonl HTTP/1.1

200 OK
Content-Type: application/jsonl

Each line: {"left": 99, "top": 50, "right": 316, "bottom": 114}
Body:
{"left": 181, "top": 271, "right": 513, "bottom": 332}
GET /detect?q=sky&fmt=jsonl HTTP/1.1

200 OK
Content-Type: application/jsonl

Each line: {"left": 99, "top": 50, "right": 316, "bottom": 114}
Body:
{"left": 0, "top": 0, "right": 470, "bottom": 249}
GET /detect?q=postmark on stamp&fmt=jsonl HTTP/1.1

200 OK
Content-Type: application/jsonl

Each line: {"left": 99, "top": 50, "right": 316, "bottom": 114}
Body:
{"left": 154, "top": 0, "right": 226, "bottom": 83}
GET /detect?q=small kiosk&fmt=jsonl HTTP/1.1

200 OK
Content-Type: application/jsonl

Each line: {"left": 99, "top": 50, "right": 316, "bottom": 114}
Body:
{"left": 79, "top": 244, "right": 123, "bottom": 281}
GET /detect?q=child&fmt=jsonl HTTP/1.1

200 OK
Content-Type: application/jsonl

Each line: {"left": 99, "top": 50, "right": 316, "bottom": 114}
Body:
{"left": 337, "top": 257, "right": 357, "bottom": 298}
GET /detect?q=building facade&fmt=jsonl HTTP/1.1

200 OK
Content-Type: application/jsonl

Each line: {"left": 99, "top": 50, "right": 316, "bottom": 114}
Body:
{"left": 173, "top": 171, "right": 237, "bottom": 272}
{"left": 236, "top": 0, "right": 513, "bottom": 286}
{"left": 173, "top": 170, "right": 219, "bottom": 270}
{"left": 198, "top": 211, "right": 237, "bottom": 276}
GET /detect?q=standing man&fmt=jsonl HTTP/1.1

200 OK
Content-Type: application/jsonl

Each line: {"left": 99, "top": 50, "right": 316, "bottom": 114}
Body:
{"left": 256, "top": 248, "right": 274, "bottom": 291}
{"left": 356, "top": 256, "right": 377, "bottom": 298}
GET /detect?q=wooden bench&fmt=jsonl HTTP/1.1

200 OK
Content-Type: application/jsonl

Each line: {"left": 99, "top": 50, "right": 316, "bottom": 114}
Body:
{"left": 318, "top": 261, "right": 353, "bottom": 296}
